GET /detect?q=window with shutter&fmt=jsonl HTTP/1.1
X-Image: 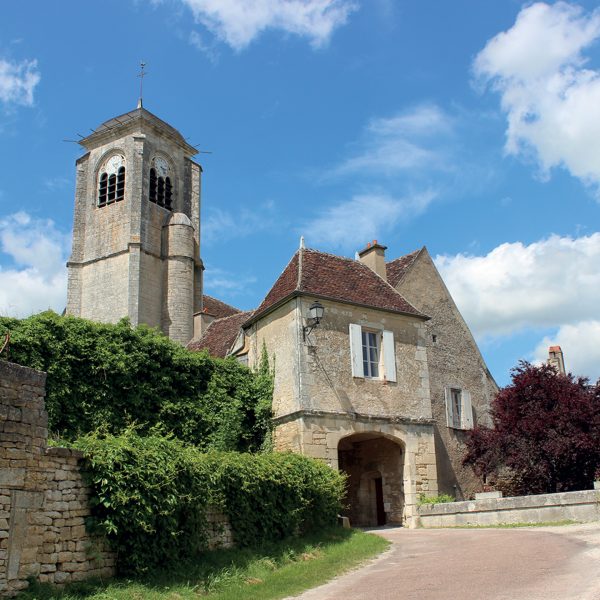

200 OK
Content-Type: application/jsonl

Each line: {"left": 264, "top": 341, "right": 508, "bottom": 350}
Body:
{"left": 349, "top": 325, "right": 396, "bottom": 382}
{"left": 444, "top": 387, "right": 474, "bottom": 430}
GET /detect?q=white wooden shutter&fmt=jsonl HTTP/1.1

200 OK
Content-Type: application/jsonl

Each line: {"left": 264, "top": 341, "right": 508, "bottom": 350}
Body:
{"left": 349, "top": 324, "right": 364, "bottom": 378}
{"left": 444, "top": 387, "right": 454, "bottom": 427}
{"left": 382, "top": 330, "right": 397, "bottom": 382}
{"left": 461, "top": 390, "right": 473, "bottom": 429}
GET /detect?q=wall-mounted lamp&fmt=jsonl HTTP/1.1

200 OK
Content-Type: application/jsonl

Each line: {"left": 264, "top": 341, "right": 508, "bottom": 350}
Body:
{"left": 303, "top": 300, "right": 325, "bottom": 341}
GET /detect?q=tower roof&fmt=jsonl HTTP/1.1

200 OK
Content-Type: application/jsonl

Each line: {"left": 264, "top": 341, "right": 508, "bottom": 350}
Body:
{"left": 79, "top": 107, "right": 197, "bottom": 156}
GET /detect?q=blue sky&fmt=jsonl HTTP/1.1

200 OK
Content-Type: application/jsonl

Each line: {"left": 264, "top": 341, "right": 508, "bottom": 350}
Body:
{"left": 1, "top": 0, "right": 599, "bottom": 385}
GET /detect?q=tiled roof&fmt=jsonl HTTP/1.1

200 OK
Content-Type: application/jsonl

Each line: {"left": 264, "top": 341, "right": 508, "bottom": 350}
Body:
{"left": 250, "top": 248, "right": 425, "bottom": 323}
{"left": 201, "top": 295, "right": 241, "bottom": 319}
{"left": 386, "top": 249, "right": 421, "bottom": 287}
{"left": 187, "top": 311, "right": 253, "bottom": 357}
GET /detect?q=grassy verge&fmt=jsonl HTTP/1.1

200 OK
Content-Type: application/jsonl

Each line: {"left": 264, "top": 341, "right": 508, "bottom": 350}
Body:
{"left": 20, "top": 528, "right": 389, "bottom": 600}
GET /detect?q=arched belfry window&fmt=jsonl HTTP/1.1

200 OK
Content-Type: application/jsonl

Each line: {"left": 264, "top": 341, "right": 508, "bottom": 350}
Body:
{"left": 149, "top": 157, "right": 173, "bottom": 211}
{"left": 98, "top": 155, "right": 126, "bottom": 207}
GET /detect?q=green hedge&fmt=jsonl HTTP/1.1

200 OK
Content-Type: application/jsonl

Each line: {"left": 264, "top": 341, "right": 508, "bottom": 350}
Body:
{"left": 76, "top": 429, "right": 346, "bottom": 575}
{"left": 0, "top": 311, "right": 272, "bottom": 452}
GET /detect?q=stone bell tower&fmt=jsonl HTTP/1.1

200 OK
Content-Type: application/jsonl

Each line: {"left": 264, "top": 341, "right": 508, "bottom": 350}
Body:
{"left": 66, "top": 103, "right": 203, "bottom": 344}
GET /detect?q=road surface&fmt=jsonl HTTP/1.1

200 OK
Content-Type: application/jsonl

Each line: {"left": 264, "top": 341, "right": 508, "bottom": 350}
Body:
{"left": 291, "top": 523, "right": 600, "bottom": 600}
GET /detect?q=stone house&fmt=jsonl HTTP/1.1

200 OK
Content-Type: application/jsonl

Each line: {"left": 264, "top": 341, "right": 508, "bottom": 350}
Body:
{"left": 189, "top": 241, "right": 498, "bottom": 527}
{"left": 65, "top": 106, "right": 497, "bottom": 527}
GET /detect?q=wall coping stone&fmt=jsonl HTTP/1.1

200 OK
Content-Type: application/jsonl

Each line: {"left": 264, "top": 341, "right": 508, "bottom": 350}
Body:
{"left": 46, "top": 447, "right": 85, "bottom": 459}
{"left": 0, "top": 360, "right": 46, "bottom": 388}
{"left": 418, "top": 489, "right": 600, "bottom": 516}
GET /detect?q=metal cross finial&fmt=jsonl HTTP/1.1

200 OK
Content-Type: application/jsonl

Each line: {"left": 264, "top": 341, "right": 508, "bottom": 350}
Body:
{"left": 137, "top": 61, "right": 147, "bottom": 108}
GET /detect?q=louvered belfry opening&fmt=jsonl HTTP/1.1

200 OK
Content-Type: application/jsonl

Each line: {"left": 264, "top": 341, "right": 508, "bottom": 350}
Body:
{"left": 98, "top": 160, "right": 125, "bottom": 208}
{"left": 116, "top": 167, "right": 125, "bottom": 201}
{"left": 107, "top": 174, "right": 116, "bottom": 203}
{"left": 149, "top": 168, "right": 157, "bottom": 203}
{"left": 165, "top": 177, "right": 172, "bottom": 210}
{"left": 98, "top": 173, "right": 108, "bottom": 206}
{"left": 149, "top": 167, "right": 173, "bottom": 211}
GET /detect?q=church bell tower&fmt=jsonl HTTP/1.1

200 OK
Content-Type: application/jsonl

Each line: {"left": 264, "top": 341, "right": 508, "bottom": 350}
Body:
{"left": 66, "top": 104, "right": 203, "bottom": 344}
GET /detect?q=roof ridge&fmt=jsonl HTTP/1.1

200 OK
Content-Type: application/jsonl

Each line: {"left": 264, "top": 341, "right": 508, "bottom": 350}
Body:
{"left": 302, "top": 247, "right": 357, "bottom": 263}
{"left": 297, "top": 247, "right": 304, "bottom": 291}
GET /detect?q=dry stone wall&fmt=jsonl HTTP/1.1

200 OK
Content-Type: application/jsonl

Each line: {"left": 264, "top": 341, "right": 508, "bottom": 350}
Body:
{"left": 0, "top": 361, "right": 114, "bottom": 597}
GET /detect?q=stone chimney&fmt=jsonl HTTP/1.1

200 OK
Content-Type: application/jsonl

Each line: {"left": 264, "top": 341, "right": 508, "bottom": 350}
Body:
{"left": 358, "top": 240, "right": 387, "bottom": 281}
{"left": 548, "top": 345, "right": 566, "bottom": 375}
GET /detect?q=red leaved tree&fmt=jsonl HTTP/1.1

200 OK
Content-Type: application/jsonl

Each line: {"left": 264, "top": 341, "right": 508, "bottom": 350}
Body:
{"left": 463, "top": 361, "right": 600, "bottom": 495}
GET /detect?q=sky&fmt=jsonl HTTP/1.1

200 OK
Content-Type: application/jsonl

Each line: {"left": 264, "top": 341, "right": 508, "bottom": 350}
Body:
{"left": 0, "top": 0, "right": 599, "bottom": 386}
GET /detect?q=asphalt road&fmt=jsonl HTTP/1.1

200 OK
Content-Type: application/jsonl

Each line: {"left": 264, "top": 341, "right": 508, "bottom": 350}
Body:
{"left": 291, "top": 523, "right": 600, "bottom": 600}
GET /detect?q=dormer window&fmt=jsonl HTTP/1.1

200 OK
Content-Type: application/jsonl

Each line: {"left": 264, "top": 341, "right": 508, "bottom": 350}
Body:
{"left": 98, "top": 155, "right": 125, "bottom": 207}
{"left": 149, "top": 157, "right": 173, "bottom": 210}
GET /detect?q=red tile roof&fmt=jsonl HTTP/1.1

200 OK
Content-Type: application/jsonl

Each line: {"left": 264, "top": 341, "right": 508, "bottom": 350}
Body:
{"left": 249, "top": 248, "right": 425, "bottom": 324}
{"left": 187, "top": 311, "right": 253, "bottom": 357}
{"left": 201, "top": 295, "right": 241, "bottom": 319}
{"left": 386, "top": 249, "right": 421, "bottom": 287}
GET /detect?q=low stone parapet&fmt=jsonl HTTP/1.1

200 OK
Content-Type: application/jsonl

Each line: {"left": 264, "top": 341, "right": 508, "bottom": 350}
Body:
{"left": 0, "top": 361, "right": 115, "bottom": 597}
{"left": 417, "top": 489, "right": 600, "bottom": 528}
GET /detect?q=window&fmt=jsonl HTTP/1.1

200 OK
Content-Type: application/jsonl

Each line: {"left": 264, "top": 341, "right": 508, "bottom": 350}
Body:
{"left": 349, "top": 324, "right": 396, "bottom": 382}
{"left": 97, "top": 154, "right": 125, "bottom": 207}
{"left": 362, "top": 330, "right": 379, "bottom": 378}
{"left": 149, "top": 157, "right": 173, "bottom": 211}
{"left": 445, "top": 387, "right": 473, "bottom": 430}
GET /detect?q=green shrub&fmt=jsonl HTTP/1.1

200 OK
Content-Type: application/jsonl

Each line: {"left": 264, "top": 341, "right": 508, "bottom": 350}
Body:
{"left": 0, "top": 311, "right": 272, "bottom": 451}
{"left": 417, "top": 493, "right": 455, "bottom": 506}
{"left": 75, "top": 429, "right": 346, "bottom": 575}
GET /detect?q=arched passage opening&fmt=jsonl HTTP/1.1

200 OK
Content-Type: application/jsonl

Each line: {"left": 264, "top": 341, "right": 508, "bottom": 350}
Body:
{"left": 338, "top": 433, "right": 404, "bottom": 527}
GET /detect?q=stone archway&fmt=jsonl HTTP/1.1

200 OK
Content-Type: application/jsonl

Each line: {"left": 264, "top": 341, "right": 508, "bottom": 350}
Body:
{"left": 338, "top": 433, "right": 404, "bottom": 527}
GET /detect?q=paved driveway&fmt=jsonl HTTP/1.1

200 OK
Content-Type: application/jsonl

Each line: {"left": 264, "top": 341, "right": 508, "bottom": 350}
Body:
{"left": 291, "top": 523, "right": 600, "bottom": 600}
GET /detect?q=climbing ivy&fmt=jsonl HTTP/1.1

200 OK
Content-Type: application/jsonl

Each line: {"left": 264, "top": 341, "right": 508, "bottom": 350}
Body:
{"left": 0, "top": 311, "right": 272, "bottom": 451}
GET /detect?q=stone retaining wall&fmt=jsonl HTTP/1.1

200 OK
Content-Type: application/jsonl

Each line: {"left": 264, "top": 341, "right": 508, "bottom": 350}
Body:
{"left": 0, "top": 361, "right": 115, "bottom": 597}
{"left": 417, "top": 489, "right": 600, "bottom": 527}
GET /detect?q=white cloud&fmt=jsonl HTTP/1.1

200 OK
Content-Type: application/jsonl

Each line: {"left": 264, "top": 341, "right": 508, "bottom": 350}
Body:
{"left": 533, "top": 321, "right": 600, "bottom": 381}
{"left": 435, "top": 233, "right": 600, "bottom": 338}
{"left": 474, "top": 2, "right": 600, "bottom": 188}
{"left": 180, "top": 0, "right": 357, "bottom": 50}
{"left": 0, "top": 58, "right": 40, "bottom": 107}
{"left": 331, "top": 104, "right": 454, "bottom": 177}
{"left": 0, "top": 212, "right": 69, "bottom": 316}
{"left": 302, "top": 191, "right": 436, "bottom": 250}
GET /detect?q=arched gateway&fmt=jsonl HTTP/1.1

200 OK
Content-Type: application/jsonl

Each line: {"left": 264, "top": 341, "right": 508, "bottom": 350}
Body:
{"left": 338, "top": 433, "right": 404, "bottom": 526}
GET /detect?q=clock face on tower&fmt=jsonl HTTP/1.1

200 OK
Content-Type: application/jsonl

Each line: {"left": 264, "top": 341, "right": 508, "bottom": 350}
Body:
{"left": 154, "top": 157, "right": 169, "bottom": 178}
{"left": 104, "top": 155, "right": 124, "bottom": 175}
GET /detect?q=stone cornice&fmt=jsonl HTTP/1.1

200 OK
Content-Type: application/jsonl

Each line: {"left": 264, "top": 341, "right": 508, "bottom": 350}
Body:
{"left": 272, "top": 408, "right": 435, "bottom": 428}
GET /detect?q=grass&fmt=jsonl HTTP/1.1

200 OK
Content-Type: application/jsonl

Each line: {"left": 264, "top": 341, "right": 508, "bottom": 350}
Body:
{"left": 435, "top": 520, "right": 580, "bottom": 529}
{"left": 19, "top": 527, "right": 389, "bottom": 600}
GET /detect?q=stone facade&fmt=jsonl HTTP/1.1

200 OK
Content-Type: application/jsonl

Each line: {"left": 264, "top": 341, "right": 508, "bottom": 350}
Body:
{"left": 393, "top": 248, "right": 498, "bottom": 500}
{"left": 66, "top": 107, "right": 204, "bottom": 345}
{"left": 244, "top": 294, "right": 438, "bottom": 528}
{"left": 0, "top": 361, "right": 114, "bottom": 597}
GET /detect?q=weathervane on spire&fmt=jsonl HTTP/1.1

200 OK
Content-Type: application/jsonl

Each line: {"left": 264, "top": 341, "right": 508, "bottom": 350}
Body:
{"left": 137, "top": 61, "right": 147, "bottom": 109}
